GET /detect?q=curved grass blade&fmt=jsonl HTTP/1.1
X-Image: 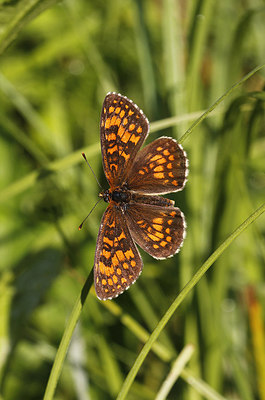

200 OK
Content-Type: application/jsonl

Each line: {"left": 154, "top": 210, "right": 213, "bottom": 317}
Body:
{"left": 116, "top": 202, "right": 265, "bottom": 400}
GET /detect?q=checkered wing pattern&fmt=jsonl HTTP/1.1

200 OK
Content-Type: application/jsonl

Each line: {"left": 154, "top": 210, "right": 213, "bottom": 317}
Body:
{"left": 100, "top": 92, "right": 149, "bottom": 187}
{"left": 94, "top": 204, "right": 143, "bottom": 300}
{"left": 125, "top": 203, "right": 186, "bottom": 259}
{"left": 126, "top": 137, "right": 188, "bottom": 194}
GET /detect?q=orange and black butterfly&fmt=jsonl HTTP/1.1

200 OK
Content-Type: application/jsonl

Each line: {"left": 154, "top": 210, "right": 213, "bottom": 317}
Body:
{"left": 94, "top": 92, "right": 188, "bottom": 300}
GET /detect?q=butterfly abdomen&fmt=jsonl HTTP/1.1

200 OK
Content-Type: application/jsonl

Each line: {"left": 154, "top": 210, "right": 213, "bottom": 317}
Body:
{"left": 130, "top": 192, "right": 174, "bottom": 207}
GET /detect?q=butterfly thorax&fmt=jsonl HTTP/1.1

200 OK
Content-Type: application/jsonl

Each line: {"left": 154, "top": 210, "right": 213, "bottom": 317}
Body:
{"left": 100, "top": 186, "right": 131, "bottom": 205}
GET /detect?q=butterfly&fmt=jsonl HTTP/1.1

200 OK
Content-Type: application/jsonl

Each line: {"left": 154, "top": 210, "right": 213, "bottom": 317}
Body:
{"left": 94, "top": 92, "right": 188, "bottom": 300}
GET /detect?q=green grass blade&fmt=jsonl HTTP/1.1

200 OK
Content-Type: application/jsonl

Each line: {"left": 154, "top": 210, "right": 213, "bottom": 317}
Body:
{"left": 179, "top": 63, "right": 265, "bottom": 145}
{"left": 0, "top": 0, "right": 60, "bottom": 55}
{"left": 155, "top": 345, "right": 194, "bottom": 400}
{"left": 0, "top": 143, "right": 100, "bottom": 204}
{"left": 43, "top": 271, "right": 93, "bottom": 400}
{"left": 116, "top": 202, "right": 265, "bottom": 400}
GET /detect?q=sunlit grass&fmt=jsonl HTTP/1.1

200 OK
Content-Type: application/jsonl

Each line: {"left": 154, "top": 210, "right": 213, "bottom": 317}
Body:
{"left": 0, "top": 1, "right": 264, "bottom": 399}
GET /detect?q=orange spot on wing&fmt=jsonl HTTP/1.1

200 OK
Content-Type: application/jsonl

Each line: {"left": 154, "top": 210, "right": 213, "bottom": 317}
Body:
{"left": 121, "top": 152, "right": 130, "bottom": 161}
{"left": 99, "top": 262, "right": 105, "bottom": 274}
{"left": 154, "top": 172, "right": 165, "bottom": 179}
{"left": 107, "top": 132, "right": 116, "bottom": 141}
{"left": 153, "top": 218, "right": 163, "bottom": 224}
{"left": 110, "top": 163, "right": 118, "bottom": 172}
{"left": 150, "top": 154, "right": 161, "bottom": 162}
{"left": 103, "top": 237, "right": 113, "bottom": 246}
{"left": 121, "top": 130, "right": 131, "bottom": 143}
{"left": 107, "top": 145, "right": 118, "bottom": 154}
{"left": 110, "top": 116, "right": 117, "bottom": 126}
{"left": 125, "top": 249, "right": 134, "bottom": 259}
{"left": 105, "top": 118, "right": 111, "bottom": 129}
{"left": 156, "top": 231, "right": 164, "bottom": 239}
{"left": 115, "top": 118, "right": 121, "bottom": 127}
{"left": 157, "top": 158, "right": 167, "bottom": 164}
{"left": 102, "top": 249, "right": 111, "bottom": 258}
{"left": 154, "top": 165, "right": 164, "bottom": 172}
{"left": 118, "top": 231, "right": 126, "bottom": 240}
{"left": 118, "top": 125, "right": 125, "bottom": 137}
{"left": 116, "top": 250, "right": 125, "bottom": 261}
{"left": 112, "top": 254, "right": 119, "bottom": 267}
{"left": 147, "top": 233, "right": 160, "bottom": 242}
{"left": 153, "top": 224, "right": 162, "bottom": 231}
{"left": 130, "top": 134, "right": 140, "bottom": 144}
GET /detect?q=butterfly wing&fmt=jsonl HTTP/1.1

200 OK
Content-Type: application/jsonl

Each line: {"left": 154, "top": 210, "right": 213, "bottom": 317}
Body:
{"left": 126, "top": 137, "right": 188, "bottom": 194}
{"left": 100, "top": 92, "right": 149, "bottom": 187}
{"left": 125, "top": 202, "right": 186, "bottom": 259}
{"left": 94, "top": 204, "right": 143, "bottom": 300}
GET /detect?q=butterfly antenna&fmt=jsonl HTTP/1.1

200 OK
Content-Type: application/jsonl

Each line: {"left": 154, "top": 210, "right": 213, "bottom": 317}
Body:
{"left": 78, "top": 197, "right": 103, "bottom": 230}
{"left": 81, "top": 152, "right": 103, "bottom": 190}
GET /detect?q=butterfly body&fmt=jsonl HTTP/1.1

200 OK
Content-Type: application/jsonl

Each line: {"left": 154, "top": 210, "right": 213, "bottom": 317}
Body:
{"left": 94, "top": 93, "right": 189, "bottom": 300}
{"left": 100, "top": 186, "right": 131, "bottom": 205}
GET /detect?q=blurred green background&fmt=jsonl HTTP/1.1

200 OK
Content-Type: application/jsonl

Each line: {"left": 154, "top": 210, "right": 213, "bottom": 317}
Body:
{"left": 0, "top": 1, "right": 264, "bottom": 399}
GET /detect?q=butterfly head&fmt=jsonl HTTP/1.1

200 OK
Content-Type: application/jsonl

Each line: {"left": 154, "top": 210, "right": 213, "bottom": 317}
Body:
{"left": 99, "top": 189, "right": 110, "bottom": 203}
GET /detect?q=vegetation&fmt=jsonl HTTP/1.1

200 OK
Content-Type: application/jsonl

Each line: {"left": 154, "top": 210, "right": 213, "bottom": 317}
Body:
{"left": 0, "top": 1, "right": 264, "bottom": 399}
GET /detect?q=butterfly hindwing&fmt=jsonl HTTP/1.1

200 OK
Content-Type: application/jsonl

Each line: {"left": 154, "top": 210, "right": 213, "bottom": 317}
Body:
{"left": 125, "top": 202, "right": 186, "bottom": 259}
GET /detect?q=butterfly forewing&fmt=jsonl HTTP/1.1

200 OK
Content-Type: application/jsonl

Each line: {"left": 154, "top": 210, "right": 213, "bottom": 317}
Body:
{"left": 100, "top": 92, "right": 149, "bottom": 187}
{"left": 125, "top": 203, "right": 186, "bottom": 259}
{"left": 94, "top": 204, "right": 143, "bottom": 300}
{"left": 126, "top": 137, "right": 188, "bottom": 194}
